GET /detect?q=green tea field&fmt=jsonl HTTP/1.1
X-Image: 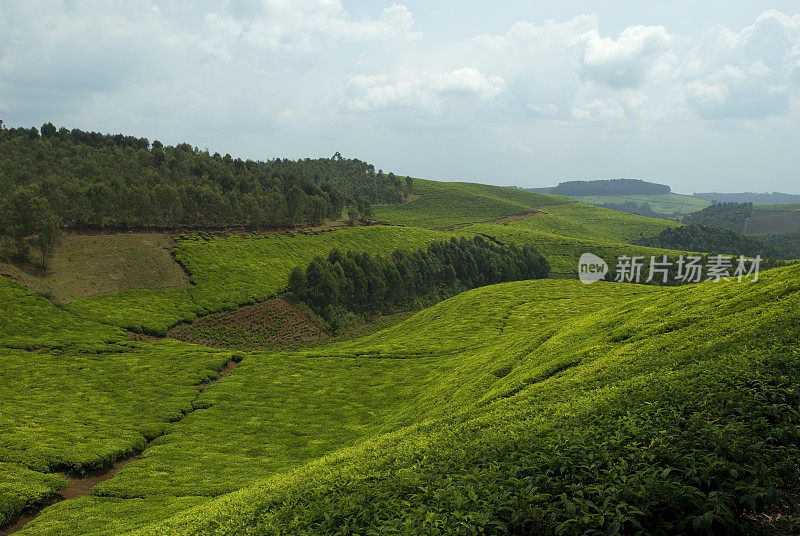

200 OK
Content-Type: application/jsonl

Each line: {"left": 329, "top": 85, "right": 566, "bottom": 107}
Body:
{"left": 6, "top": 7, "right": 800, "bottom": 532}
{"left": 568, "top": 193, "right": 710, "bottom": 216}
{"left": 2, "top": 174, "right": 798, "bottom": 535}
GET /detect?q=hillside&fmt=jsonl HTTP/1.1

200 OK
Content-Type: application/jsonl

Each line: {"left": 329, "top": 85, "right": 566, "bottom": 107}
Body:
{"left": 695, "top": 192, "right": 800, "bottom": 205}
{"left": 745, "top": 208, "right": 800, "bottom": 235}
{"left": 0, "top": 233, "right": 189, "bottom": 304}
{"left": 373, "top": 178, "right": 572, "bottom": 228}
{"left": 5, "top": 264, "right": 799, "bottom": 535}
{"left": 570, "top": 193, "right": 710, "bottom": 216}
{"left": 3, "top": 168, "right": 794, "bottom": 536}
{"left": 0, "top": 123, "right": 411, "bottom": 269}
{"left": 754, "top": 204, "right": 800, "bottom": 211}
{"left": 58, "top": 196, "right": 679, "bottom": 335}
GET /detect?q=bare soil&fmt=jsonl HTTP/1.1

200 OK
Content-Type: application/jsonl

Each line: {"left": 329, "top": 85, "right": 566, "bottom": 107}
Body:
{"left": 164, "top": 297, "right": 327, "bottom": 351}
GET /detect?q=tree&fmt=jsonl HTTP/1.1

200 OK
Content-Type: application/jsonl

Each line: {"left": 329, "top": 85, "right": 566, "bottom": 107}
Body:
{"left": 288, "top": 266, "right": 307, "bottom": 298}
{"left": 36, "top": 212, "right": 60, "bottom": 269}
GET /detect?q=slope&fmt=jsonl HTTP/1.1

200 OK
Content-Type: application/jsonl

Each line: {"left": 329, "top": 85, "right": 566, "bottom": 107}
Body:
{"left": 14, "top": 263, "right": 800, "bottom": 535}
{"left": 373, "top": 178, "right": 572, "bottom": 228}
{"left": 62, "top": 198, "right": 680, "bottom": 335}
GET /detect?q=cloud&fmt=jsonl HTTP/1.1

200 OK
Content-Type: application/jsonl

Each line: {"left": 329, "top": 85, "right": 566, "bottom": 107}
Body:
{"left": 580, "top": 25, "right": 672, "bottom": 88}
{"left": 342, "top": 68, "right": 504, "bottom": 115}
{"left": 200, "top": 1, "right": 420, "bottom": 58}
{"left": 679, "top": 10, "right": 800, "bottom": 119}
{"left": 1, "top": 1, "right": 800, "bottom": 190}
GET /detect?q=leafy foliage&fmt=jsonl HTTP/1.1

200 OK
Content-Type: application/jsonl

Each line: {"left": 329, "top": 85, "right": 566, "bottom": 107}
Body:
{"left": 0, "top": 463, "right": 66, "bottom": 527}
{"left": 288, "top": 237, "right": 549, "bottom": 330}
{"left": 552, "top": 178, "right": 671, "bottom": 196}
{"left": 0, "top": 122, "right": 411, "bottom": 265}
{"left": 682, "top": 202, "right": 753, "bottom": 232}
{"left": 19, "top": 265, "right": 800, "bottom": 536}
{"left": 634, "top": 224, "right": 783, "bottom": 258}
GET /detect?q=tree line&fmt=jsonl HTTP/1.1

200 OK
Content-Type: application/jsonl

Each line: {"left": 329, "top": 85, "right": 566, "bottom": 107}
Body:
{"left": 636, "top": 224, "right": 800, "bottom": 260}
{"left": 552, "top": 178, "right": 671, "bottom": 196}
{"left": 682, "top": 202, "right": 752, "bottom": 232}
{"left": 634, "top": 225, "right": 782, "bottom": 258}
{"left": 287, "top": 236, "right": 550, "bottom": 332}
{"left": 0, "top": 121, "right": 412, "bottom": 267}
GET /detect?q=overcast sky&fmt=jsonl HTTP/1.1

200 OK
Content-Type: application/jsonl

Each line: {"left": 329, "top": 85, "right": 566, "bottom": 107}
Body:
{"left": 2, "top": 1, "right": 800, "bottom": 192}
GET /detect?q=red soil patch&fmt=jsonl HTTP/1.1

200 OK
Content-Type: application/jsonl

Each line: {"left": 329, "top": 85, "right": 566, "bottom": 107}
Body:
{"left": 166, "top": 297, "right": 327, "bottom": 351}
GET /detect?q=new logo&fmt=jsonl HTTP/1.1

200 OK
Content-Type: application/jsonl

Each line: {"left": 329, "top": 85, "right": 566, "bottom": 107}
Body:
{"left": 578, "top": 253, "right": 608, "bottom": 284}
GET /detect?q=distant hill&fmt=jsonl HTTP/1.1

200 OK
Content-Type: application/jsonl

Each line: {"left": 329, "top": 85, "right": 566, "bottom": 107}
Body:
{"left": 683, "top": 202, "right": 752, "bottom": 232}
{"left": 540, "top": 178, "right": 671, "bottom": 196}
{"left": 568, "top": 193, "right": 708, "bottom": 218}
{"left": 694, "top": 192, "right": 800, "bottom": 204}
{"left": 521, "top": 180, "right": 704, "bottom": 218}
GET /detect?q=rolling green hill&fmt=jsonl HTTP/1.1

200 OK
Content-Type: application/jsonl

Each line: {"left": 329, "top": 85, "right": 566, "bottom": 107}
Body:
{"left": 52, "top": 183, "right": 679, "bottom": 336}
{"left": 4, "top": 171, "right": 796, "bottom": 535}
{"left": 373, "top": 178, "right": 572, "bottom": 228}
{"left": 8, "top": 264, "right": 800, "bottom": 535}
{"left": 570, "top": 193, "right": 710, "bottom": 215}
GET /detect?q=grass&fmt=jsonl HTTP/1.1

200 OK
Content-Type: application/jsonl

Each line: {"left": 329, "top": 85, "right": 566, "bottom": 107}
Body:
{"left": 0, "top": 274, "right": 237, "bottom": 527}
{"left": 12, "top": 263, "right": 800, "bottom": 534}
{"left": 0, "top": 233, "right": 190, "bottom": 304}
{"left": 61, "top": 201, "right": 678, "bottom": 334}
{"left": 0, "top": 275, "right": 123, "bottom": 350}
{"left": 373, "top": 178, "right": 572, "bottom": 228}
{"left": 570, "top": 193, "right": 711, "bottom": 215}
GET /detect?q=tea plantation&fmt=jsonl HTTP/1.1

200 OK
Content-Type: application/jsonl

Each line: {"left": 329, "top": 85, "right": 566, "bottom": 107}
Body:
{"left": 6, "top": 264, "right": 800, "bottom": 535}
{"left": 2, "top": 178, "right": 798, "bottom": 535}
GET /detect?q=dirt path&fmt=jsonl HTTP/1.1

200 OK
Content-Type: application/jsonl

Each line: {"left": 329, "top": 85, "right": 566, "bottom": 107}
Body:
{"left": 0, "top": 360, "right": 239, "bottom": 535}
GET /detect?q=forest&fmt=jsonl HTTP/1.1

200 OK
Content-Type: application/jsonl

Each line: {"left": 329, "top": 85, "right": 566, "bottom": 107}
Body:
{"left": 288, "top": 236, "right": 550, "bottom": 330}
{"left": 634, "top": 225, "right": 783, "bottom": 258}
{"left": 596, "top": 201, "right": 682, "bottom": 220}
{"left": 0, "top": 122, "right": 411, "bottom": 267}
{"left": 682, "top": 202, "right": 753, "bottom": 231}
{"left": 551, "top": 178, "right": 671, "bottom": 196}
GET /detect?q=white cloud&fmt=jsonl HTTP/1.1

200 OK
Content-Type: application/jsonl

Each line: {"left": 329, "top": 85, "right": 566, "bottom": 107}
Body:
{"left": 342, "top": 68, "right": 504, "bottom": 113}
{"left": 679, "top": 10, "right": 800, "bottom": 119}
{"left": 1, "top": 3, "right": 800, "bottom": 190}
{"left": 580, "top": 25, "right": 672, "bottom": 87}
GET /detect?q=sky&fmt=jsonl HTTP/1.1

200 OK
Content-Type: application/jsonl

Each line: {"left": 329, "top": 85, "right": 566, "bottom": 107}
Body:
{"left": 2, "top": 1, "right": 800, "bottom": 193}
